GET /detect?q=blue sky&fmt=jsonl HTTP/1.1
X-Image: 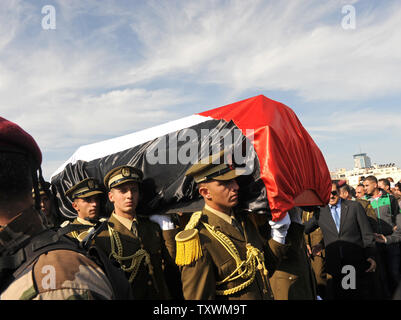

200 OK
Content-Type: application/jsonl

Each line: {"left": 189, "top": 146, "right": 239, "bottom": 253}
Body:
{"left": 1, "top": 0, "right": 401, "bottom": 180}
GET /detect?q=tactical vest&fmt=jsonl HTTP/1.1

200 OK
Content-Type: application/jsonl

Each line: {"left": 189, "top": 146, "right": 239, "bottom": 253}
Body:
{"left": 0, "top": 223, "right": 133, "bottom": 299}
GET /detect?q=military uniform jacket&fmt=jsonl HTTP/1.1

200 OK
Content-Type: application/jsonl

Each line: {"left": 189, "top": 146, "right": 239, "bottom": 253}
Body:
{"left": 180, "top": 208, "right": 290, "bottom": 300}
{"left": 0, "top": 207, "right": 114, "bottom": 300}
{"left": 94, "top": 213, "right": 180, "bottom": 300}
{"left": 65, "top": 217, "right": 94, "bottom": 240}
{"left": 269, "top": 223, "right": 317, "bottom": 300}
{"left": 302, "top": 210, "right": 324, "bottom": 252}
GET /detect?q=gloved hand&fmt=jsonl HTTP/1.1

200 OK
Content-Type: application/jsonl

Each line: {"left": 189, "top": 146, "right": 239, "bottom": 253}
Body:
{"left": 269, "top": 213, "right": 291, "bottom": 244}
{"left": 149, "top": 214, "right": 176, "bottom": 230}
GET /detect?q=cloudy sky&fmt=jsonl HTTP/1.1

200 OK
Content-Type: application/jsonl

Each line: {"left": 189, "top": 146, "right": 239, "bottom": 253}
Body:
{"left": 1, "top": 0, "right": 401, "bottom": 180}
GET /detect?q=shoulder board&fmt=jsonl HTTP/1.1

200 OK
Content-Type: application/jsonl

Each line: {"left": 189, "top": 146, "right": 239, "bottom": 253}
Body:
{"left": 175, "top": 211, "right": 203, "bottom": 266}
{"left": 184, "top": 211, "right": 203, "bottom": 230}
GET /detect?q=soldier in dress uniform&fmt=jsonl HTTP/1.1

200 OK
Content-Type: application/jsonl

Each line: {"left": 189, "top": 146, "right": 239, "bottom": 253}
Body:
{"left": 302, "top": 208, "right": 328, "bottom": 299}
{"left": 268, "top": 207, "right": 318, "bottom": 300}
{"left": 175, "top": 150, "right": 295, "bottom": 300}
{"left": 0, "top": 116, "right": 115, "bottom": 300}
{"left": 32, "top": 180, "right": 60, "bottom": 228}
{"left": 94, "top": 165, "right": 182, "bottom": 299}
{"left": 63, "top": 177, "right": 105, "bottom": 241}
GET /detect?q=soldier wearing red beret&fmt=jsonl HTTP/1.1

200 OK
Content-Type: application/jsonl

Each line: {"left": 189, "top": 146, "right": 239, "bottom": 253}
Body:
{"left": 0, "top": 117, "right": 119, "bottom": 299}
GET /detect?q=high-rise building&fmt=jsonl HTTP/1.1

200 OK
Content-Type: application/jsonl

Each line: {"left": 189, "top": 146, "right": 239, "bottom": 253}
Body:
{"left": 353, "top": 153, "right": 371, "bottom": 169}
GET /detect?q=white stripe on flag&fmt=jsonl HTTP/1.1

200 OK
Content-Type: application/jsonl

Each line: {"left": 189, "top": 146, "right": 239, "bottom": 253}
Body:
{"left": 50, "top": 114, "right": 211, "bottom": 179}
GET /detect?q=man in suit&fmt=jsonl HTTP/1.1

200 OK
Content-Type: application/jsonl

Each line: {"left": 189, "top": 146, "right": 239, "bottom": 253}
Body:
{"left": 176, "top": 150, "right": 296, "bottom": 300}
{"left": 304, "top": 182, "right": 377, "bottom": 299}
{"left": 94, "top": 165, "right": 182, "bottom": 299}
{"left": 339, "top": 183, "right": 378, "bottom": 231}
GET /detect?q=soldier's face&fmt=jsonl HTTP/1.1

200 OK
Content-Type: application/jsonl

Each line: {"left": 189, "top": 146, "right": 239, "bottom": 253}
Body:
{"left": 40, "top": 195, "right": 52, "bottom": 216}
{"left": 109, "top": 182, "right": 139, "bottom": 216}
{"left": 200, "top": 179, "right": 239, "bottom": 214}
{"left": 72, "top": 195, "right": 100, "bottom": 220}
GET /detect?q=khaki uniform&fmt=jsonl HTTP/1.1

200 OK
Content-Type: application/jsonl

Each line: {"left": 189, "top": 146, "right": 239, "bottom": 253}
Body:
{"left": 302, "top": 210, "right": 328, "bottom": 298}
{"left": 64, "top": 177, "right": 105, "bottom": 241}
{"left": 269, "top": 222, "right": 317, "bottom": 300}
{"left": 65, "top": 217, "right": 95, "bottom": 241}
{"left": 32, "top": 180, "right": 60, "bottom": 229}
{"left": 178, "top": 207, "right": 291, "bottom": 300}
{"left": 95, "top": 212, "right": 179, "bottom": 300}
{"left": 0, "top": 208, "right": 114, "bottom": 300}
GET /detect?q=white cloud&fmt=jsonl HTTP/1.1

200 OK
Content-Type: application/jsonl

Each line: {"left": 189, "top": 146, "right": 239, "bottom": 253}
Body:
{"left": 306, "top": 108, "right": 401, "bottom": 135}
{"left": 126, "top": 0, "right": 401, "bottom": 101}
{"left": 1, "top": 0, "right": 401, "bottom": 178}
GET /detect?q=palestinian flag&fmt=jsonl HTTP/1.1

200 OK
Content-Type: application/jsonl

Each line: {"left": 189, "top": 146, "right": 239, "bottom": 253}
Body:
{"left": 51, "top": 95, "right": 331, "bottom": 221}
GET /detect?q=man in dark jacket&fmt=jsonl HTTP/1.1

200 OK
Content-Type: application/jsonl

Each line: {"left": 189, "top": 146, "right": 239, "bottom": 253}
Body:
{"left": 304, "top": 182, "right": 377, "bottom": 299}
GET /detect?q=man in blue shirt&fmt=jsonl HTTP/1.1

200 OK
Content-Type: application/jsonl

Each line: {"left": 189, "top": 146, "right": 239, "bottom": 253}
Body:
{"left": 304, "top": 182, "right": 377, "bottom": 299}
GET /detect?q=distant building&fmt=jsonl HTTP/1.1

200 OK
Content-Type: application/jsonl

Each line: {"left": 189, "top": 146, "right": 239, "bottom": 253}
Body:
{"left": 331, "top": 154, "right": 401, "bottom": 187}
{"left": 353, "top": 153, "right": 371, "bottom": 169}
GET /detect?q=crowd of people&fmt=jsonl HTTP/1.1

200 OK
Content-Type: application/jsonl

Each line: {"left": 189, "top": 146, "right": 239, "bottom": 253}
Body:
{"left": 1, "top": 116, "right": 401, "bottom": 301}
{"left": 303, "top": 176, "right": 401, "bottom": 300}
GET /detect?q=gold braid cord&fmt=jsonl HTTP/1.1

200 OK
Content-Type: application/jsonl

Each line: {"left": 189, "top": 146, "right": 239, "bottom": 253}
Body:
{"left": 70, "top": 231, "right": 79, "bottom": 239}
{"left": 202, "top": 222, "right": 269, "bottom": 296}
{"left": 107, "top": 225, "right": 153, "bottom": 283}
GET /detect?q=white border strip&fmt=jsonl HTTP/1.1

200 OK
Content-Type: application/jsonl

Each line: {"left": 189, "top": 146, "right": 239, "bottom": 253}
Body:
{"left": 51, "top": 114, "right": 211, "bottom": 179}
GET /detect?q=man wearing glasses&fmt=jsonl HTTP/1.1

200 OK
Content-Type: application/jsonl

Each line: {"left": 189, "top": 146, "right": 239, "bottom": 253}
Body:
{"left": 304, "top": 182, "right": 377, "bottom": 299}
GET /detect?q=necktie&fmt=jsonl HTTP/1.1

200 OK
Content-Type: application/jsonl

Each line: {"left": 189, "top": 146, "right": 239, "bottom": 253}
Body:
{"left": 131, "top": 220, "right": 138, "bottom": 238}
{"left": 231, "top": 218, "right": 244, "bottom": 235}
{"left": 331, "top": 205, "right": 340, "bottom": 232}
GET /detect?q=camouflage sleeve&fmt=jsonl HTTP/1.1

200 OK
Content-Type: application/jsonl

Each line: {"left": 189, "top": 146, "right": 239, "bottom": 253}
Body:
{"left": 32, "top": 250, "right": 114, "bottom": 300}
{"left": 2, "top": 249, "right": 112, "bottom": 300}
{"left": 1, "top": 249, "right": 114, "bottom": 300}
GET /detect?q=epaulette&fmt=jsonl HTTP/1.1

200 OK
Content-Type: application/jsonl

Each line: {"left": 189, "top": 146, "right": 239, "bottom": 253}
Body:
{"left": 175, "top": 211, "right": 203, "bottom": 266}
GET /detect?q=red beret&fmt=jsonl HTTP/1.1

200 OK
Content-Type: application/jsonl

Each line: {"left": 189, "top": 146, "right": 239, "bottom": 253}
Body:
{"left": 0, "top": 116, "right": 42, "bottom": 169}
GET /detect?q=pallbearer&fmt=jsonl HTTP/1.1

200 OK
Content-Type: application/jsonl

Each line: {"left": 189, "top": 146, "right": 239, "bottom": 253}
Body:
{"left": 95, "top": 165, "right": 182, "bottom": 299}
{"left": 176, "top": 150, "right": 293, "bottom": 300}
{"left": 63, "top": 177, "right": 105, "bottom": 241}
